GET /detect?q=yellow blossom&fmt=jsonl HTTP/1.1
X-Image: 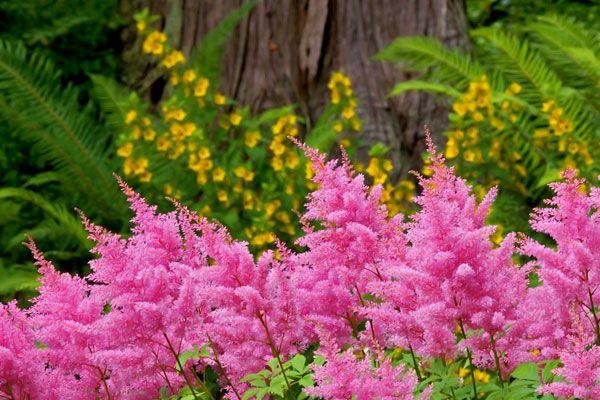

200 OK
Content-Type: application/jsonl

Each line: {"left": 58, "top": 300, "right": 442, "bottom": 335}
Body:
{"left": 142, "top": 31, "right": 166, "bottom": 55}
{"left": 143, "top": 129, "right": 156, "bottom": 141}
{"left": 125, "top": 110, "right": 137, "bottom": 124}
{"left": 162, "top": 50, "right": 185, "bottom": 68}
{"left": 214, "top": 93, "right": 226, "bottom": 105}
{"left": 271, "top": 157, "right": 283, "bottom": 171}
{"left": 156, "top": 136, "right": 172, "bottom": 152}
{"left": 244, "top": 130, "right": 261, "bottom": 148}
{"left": 509, "top": 82, "right": 522, "bottom": 94}
{"left": 136, "top": 20, "right": 147, "bottom": 33}
{"left": 445, "top": 138, "right": 459, "bottom": 159}
{"left": 198, "top": 147, "right": 211, "bottom": 159}
{"left": 265, "top": 200, "right": 281, "bottom": 217}
{"left": 333, "top": 122, "right": 343, "bottom": 133}
{"left": 165, "top": 108, "right": 186, "bottom": 122}
{"left": 213, "top": 167, "right": 226, "bottom": 182}
{"left": 117, "top": 142, "right": 133, "bottom": 158}
{"left": 217, "top": 190, "right": 228, "bottom": 203}
{"left": 270, "top": 139, "right": 286, "bottom": 156}
{"left": 182, "top": 69, "right": 197, "bottom": 82}
{"left": 139, "top": 170, "right": 152, "bottom": 183}
{"left": 194, "top": 77, "right": 210, "bottom": 97}
{"left": 452, "top": 102, "right": 467, "bottom": 117}
{"left": 285, "top": 152, "right": 300, "bottom": 169}
{"left": 230, "top": 112, "right": 242, "bottom": 126}
{"left": 342, "top": 107, "right": 355, "bottom": 120}
{"left": 196, "top": 172, "right": 208, "bottom": 185}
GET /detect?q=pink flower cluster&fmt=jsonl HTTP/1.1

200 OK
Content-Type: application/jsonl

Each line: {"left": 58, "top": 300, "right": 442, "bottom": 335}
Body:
{"left": 1, "top": 134, "right": 599, "bottom": 399}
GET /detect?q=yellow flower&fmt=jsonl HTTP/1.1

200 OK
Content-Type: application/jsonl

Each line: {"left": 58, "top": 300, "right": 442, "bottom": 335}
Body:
{"left": 244, "top": 130, "right": 261, "bottom": 148}
{"left": 143, "top": 129, "right": 156, "bottom": 141}
{"left": 542, "top": 100, "right": 556, "bottom": 112}
{"left": 194, "top": 77, "right": 210, "bottom": 97}
{"left": 217, "top": 190, "right": 228, "bottom": 203}
{"left": 445, "top": 138, "right": 459, "bottom": 159}
{"left": 473, "top": 112, "right": 484, "bottom": 122}
{"left": 351, "top": 117, "right": 361, "bottom": 131}
{"left": 156, "top": 136, "right": 172, "bottom": 152}
{"left": 333, "top": 122, "right": 343, "bottom": 133}
{"left": 170, "top": 73, "right": 180, "bottom": 86}
{"left": 285, "top": 152, "right": 300, "bottom": 169}
{"left": 117, "top": 142, "right": 133, "bottom": 158}
{"left": 382, "top": 159, "right": 393, "bottom": 172}
{"left": 342, "top": 107, "right": 355, "bottom": 120}
{"left": 276, "top": 211, "right": 291, "bottom": 224}
{"left": 515, "top": 164, "right": 526, "bottom": 176}
{"left": 183, "top": 69, "right": 197, "bottom": 82}
{"left": 136, "top": 20, "right": 147, "bottom": 33}
{"left": 139, "top": 170, "right": 152, "bottom": 183}
{"left": 213, "top": 167, "right": 226, "bottom": 182}
{"left": 366, "top": 158, "right": 381, "bottom": 177}
{"left": 142, "top": 31, "right": 167, "bottom": 55}
{"left": 214, "top": 93, "right": 226, "bottom": 105}
{"left": 530, "top": 349, "right": 541, "bottom": 356}
{"left": 125, "top": 110, "right": 137, "bottom": 124}
{"left": 198, "top": 147, "right": 211, "bottom": 159}
{"left": 473, "top": 370, "right": 490, "bottom": 384}
{"left": 165, "top": 108, "right": 186, "bottom": 122}
{"left": 509, "top": 82, "right": 522, "bottom": 94}
{"left": 234, "top": 166, "right": 254, "bottom": 182}
{"left": 141, "top": 117, "right": 151, "bottom": 127}
{"left": 169, "top": 142, "right": 185, "bottom": 159}
{"left": 568, "top": 142, "right": 580, "bottom": 155}
{"left": 270, "top": 139, "right": 286, "bottom": 156}
{"left": 458, "top": 368, "right": 470, "bottom": 378}
{"left": 271, "top": 157, "right": 283, "bottom": 171}
{"left": 265, "top": 200, "right": 281, "bottom": 216}
{"left": 196, "top": 172, "right": 208, "bottom": 185}
{"left": 452, "top": 102, "right": 467, "bottom": 117}
{"left": 230, "top": 112, "right": 242, "bottom": 126}
{"left": 162, "top": 50, "right": 185, "bottom": 68}
{"left": 463, "top": 150, "right": 476, "bottom": 162}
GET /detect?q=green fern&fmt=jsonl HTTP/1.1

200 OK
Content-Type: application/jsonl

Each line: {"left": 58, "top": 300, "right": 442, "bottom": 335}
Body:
{"left": 90, "top": 74, "right": 132, "bottom": 131}
{"left": 192, "top": 0, "right": 257, "bottom": 83}
{"left": 0, "top": 187, "right": 89, "bottom": 251}
{"left": 0, "top": 40, "right": 125, "bottom": 221}
{"left": 390, "top": 80, "right": 463, "bottom": 98}
{"left": 376, "top": 36, "right": 485, "bottom": 88}
{"left": 0, "top": 261, "right": 39, "bottom": 299}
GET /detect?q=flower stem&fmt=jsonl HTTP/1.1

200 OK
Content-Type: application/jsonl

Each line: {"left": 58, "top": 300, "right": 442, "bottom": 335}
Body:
{"left": 408, "top": 343, "right": 423, "bottom": 382}
{"left": 257, "top": 312, "right": 292, "bottom": 392}
{"left": 96, "top": 366, "right": 113, "bottom": 400}
{"left": 458, "top": 319, "right": 478, "bottom": 400}
{"left": 489, "top": 333, "right": 504, "bottom": 385}
{"left": 206, "top": 335, "right": 242, "bottom": 400}
{"left": 163, "top": 333, "right": 200, "bottom": 400}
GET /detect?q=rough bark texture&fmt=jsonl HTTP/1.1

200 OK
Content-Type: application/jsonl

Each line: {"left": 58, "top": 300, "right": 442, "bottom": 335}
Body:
{"left": 125, "top": 0, "right": 468, "bottom": 175}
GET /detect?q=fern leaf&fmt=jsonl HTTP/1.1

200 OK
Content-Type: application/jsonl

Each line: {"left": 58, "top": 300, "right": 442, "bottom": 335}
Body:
{"left": 0, "top": 187, "right": 89, "bottom": 249}
{"left": 193, "top": 0, "right": 257, "bottom": 83}
{"left": 390, "top": 80, "right": 462, "bottom": 98}
{"left": 376, "top": 36, "right": 485, "bottom": 87}
{"left": 90, "top": 74, "right": 131, "bottom": 131}
{"left": 0, "top": 40, "right": 125, "bottom": 221}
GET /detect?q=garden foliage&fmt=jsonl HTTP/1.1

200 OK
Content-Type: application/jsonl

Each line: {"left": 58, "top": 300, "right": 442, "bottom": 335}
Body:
{"left": 1, "top": 134, "right": 599, "bottom": 399}
{"left": 378, "top": 14, "right": 599, "bottom": 234}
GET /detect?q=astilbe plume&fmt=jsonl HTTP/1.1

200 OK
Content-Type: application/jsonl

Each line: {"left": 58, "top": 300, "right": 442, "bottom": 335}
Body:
{"left": 184, "top": 208, "right": 309, "bottom": 397}
{"left": 538, "top": 315, "right": 600, "bottom": 399}
{"left": 0, "top": 302, "right": 43, "bottom": 399}
{"left": 306, "top": 332, "right": 423, "bottom": 400}
{"left": 288, "top": 144, "right": 405, "bottom": 344}
{"left": 519, "top": 170, "right": 600, "bottom": 348}
{"left": 518, "top": 171, "right": 600, "bottom": 396}
{"left": 367, "top": 135, "right": 528, "bottom": 376}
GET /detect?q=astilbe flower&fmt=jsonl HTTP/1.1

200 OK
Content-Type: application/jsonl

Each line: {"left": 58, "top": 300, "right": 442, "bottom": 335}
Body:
{"left": 367, "top": 134, "right": 528, "bottom": 376}
{"left": 306, "top": 333, "right": 423, "bottom": 400}
{"left": 27, "top": 239, "right": 105, "bottom": 400}
{"left": 184, "top": 208, "right": 309, "bottom": 397}
{"left": 0, "top": 302, "right": 44, "bottom": 399}
{"left": 289, "top": 143, "right": 405, "bottom": 344}
{"left": 538, "top": 315, "right": 600, "bottom": 399}
{"left": 519, "top": 170, "right": 600, "bottom": 349}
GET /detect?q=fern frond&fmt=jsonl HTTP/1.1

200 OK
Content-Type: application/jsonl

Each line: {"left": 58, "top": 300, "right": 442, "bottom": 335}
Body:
{"left": 193, "top": 0, "right": 256, "bottom": 83}
{"left": 90, "top": 74, "right": 131, "bottom": 131}
{"left": 0, "top": 40, "right": 125, "bottom": 221}
{"left": 0, "top": 187, "right": 89, "bottom": 249}
{"left": 471, "top": 27, "right": 562, "bottom": 104}
{"left": 390, "top": 80, "right": 462, "bottom": 98}
{"left": 527, "top": 15, "right": 600, "bottom": 99}
{"left": 0, "top": 262, "right": 39, "bottom": 297}
{"left": 376, "top": 36, "right": 485, "bottom": 88}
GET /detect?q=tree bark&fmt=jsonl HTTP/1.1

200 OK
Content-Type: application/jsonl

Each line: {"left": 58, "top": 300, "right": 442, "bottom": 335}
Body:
{"left": 128, "top": 0, "right": 468, "bottom": 175}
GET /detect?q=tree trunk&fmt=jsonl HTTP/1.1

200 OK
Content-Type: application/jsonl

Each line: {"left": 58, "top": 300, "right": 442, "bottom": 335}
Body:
{"left": 128, "top": 0, "right": 468, "bottom": 175}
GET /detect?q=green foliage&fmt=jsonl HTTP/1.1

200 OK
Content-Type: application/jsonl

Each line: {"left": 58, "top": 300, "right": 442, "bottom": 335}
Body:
{"left": 241, "top": 354, "right": 317, "bottom": 400}
{"left": 379, "top": 13, "right": 599, "bottom": 234}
